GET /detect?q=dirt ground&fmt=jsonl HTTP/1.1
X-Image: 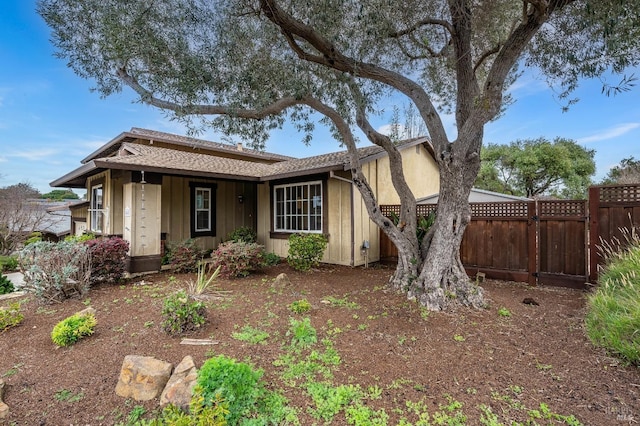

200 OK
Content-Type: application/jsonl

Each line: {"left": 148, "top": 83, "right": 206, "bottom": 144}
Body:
{"left": 0, "top": 263, "right": 638, "bottom": 425}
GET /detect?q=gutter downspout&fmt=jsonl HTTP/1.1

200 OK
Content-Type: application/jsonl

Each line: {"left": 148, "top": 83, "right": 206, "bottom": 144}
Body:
{"left": 330, "top": 171, "right": 355, "bottom": 266}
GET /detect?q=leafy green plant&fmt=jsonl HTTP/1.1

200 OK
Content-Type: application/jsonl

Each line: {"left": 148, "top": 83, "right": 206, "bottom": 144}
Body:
{"left": 306, "top": 382, "right": 362, "bottom": 422}
{"left": 262, "top": 251, "right": 281, "bottom": 266}
{"left": 64, "top": 232, "right": 96, "bottom": 243}
{"left": 288, "top": 317, "right": 317, "bottom": 348}
{"left": 211, "top": 241, "right": 264, "bottom": 278}
{"left": 289, "top": 299, "right": 311, "bottom": 314}
{"left": 586, "top": 231, "right": 640, "bottom": 364}
{"left": 51, "top": 312, "right": 97, "bottom": 347}
{"left": 287, "top": 233, "right": 327, "bottom": 271}
{"left": 232, "top": 325, "right": 270, "bottom": 344}
{"left": 188, "top": 263, "right": 221, "bottom": 296}
{"left": 0, "top": 256, "right": 18, "bottom": 272}
{"left": 0, "top": 301, "right": 24, "bottom": 332}
{"left": 0, "top": 274, "right": 14, "bottom": 294}
{"left": 161, "top": 290, "right": 207, "bottom": 336}
{"left": 196, "top": 355, "right": 264, "bottom": 425}
{"left": 497, "top": 307, "right": 511, "bottom": 317}
{"left": 227, "top": 226, "right": 257, "bottom": 243}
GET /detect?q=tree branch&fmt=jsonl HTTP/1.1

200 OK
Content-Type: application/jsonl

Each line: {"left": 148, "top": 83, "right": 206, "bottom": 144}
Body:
{"left": 389, "top": 17, "right": 453, "bottom": 38}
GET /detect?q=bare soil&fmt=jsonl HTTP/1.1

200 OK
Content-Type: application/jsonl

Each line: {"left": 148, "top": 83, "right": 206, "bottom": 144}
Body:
{"left": 1, "top": 263, "right": 638, "bottom": 425}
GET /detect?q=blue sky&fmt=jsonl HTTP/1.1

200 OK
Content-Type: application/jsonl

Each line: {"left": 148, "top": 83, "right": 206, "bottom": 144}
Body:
{"left": 1, "top": 1, "right": 639, "bottom": 195}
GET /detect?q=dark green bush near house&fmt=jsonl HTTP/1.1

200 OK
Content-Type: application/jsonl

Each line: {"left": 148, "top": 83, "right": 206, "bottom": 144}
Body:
{"left": 585, "top": 230, "right": 640, "bottom": 365}
{"left": 0, "top": 274, "right": 14, "bottom": 294}
{"left": 161, "top": 290, "right": 207, "bottom": 335}
{"left": 211, "top": 241, "right": 264, "bottom": 278}
{"left": 262, "top": 251, "right": 281, "bottom": 266}
{"left": 51, "top": 312, "right": 97, "bottom": 347}
{"left": 85, "top": 236, "right": 129, "bottom": 285}
{"left": 287, "top": 233, "right": 328, "bottom": 271}
{"left": 227, "top": 226, "right": 257, "bottom": 243}
{"left": 164, "top": 239, "right": 208, "bottom": 273}
{"left": 0, "top": 301, "right": 24, "bottom": 332}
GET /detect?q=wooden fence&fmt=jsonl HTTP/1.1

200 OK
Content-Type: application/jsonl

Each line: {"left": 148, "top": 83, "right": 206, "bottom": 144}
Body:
{"left": 379, "top": 184, "right": 640, "bottom": 289}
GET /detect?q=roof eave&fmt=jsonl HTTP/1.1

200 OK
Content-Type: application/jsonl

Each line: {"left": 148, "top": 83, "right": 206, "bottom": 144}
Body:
{"left": 50, "top": 161, "right": 100, "bottom": 188}
{"left": 260, "top": 165, "right": 343, "bottom": 182}
{"left": 94, "top": 160, "right": 262, "bottom": 182}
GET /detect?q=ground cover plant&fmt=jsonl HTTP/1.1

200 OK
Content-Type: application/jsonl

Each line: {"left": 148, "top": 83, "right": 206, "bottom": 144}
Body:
{"left": 585, "top": 230, "right": 640, "bottom": 365}
{"left": 0, "top": 264, "right": 638, "bottom": 424}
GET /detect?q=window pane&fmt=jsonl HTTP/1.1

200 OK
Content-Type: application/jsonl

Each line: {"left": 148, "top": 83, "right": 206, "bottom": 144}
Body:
{"left": 196, "top": 211, "right": 209, "bottom": 231}
{"left": 274, "top": 182, "right": 322, "bottom": 233}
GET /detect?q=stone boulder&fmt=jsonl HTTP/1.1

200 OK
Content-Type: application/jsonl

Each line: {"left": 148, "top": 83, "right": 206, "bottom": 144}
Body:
{"left": 160, "top": 355, "right": 198, "bottom": 410}
{"left": 272, "top": 273, "right": 291, "bottom": 290}
{"left": 115, "top": 355, "right": 173, "bottom": 401}
{"left": 0, "top": 379, "right": 8, "bottom": 419}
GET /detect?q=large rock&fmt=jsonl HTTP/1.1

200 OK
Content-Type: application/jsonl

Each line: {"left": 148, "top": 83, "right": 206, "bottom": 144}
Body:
{"left": 0, "top": 378, "right": 8, "bottom": 419}
{"left": 272, "top": 273, "right": 291, "bottom": 289}
{"left": 160, "top": 355, "right": 198, "bottom": 410}
{"left": 115, "top": 355, "right": 173, "bottom": 401}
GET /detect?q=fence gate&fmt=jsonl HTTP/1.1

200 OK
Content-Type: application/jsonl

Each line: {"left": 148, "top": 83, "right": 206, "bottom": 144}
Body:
{"left": 537, "top": 200, "right": 588, "bottom": 288}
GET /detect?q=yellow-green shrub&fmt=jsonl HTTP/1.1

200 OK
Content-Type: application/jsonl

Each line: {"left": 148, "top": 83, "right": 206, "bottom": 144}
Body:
{"left": 51, "top": 312, "right": 97, "bottom": 347}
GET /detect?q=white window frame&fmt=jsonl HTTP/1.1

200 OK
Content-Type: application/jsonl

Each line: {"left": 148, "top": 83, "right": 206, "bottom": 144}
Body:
{"left": 273, "top": 181, "right": 323, "bottom": 233}
{"left": 88, "top": 184, "right": 104, "bottom": 233}
{"left": 194, "top": 187, "right": 212, "bottom": 233}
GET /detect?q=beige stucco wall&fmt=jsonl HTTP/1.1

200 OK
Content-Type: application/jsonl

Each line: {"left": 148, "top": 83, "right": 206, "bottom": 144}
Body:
{"left": 376, "top": 144, "right": 440, "bottom": 204}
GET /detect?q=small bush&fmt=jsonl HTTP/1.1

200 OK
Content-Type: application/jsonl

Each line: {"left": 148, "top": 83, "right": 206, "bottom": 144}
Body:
{"left": 51, "top": 312, "right": 97, "bottom": 347}
{"left": 64, "top": 233, "right": 96, "bottom": 243}
{"left": 161, "top": 290, "right": 207, "bottom": 335}
{"left": 165, "top": 239, "right": 207, "bottom": 273}
{"left": 287, "top": 233, "right": 327, "bottom": 271}
{"left": 262, "top": 251, "right": 281, "bottom": 266}
{"left": 211, "top": 241, "right": 264, "bottom": 278}
{"left": 288, "top": 316, "right": 317, "bottom": 348}
{"left": 187, "top": 263, "right": 221, "bottom": 297}
{"left": 585, "top": 235, "right": 640, "bottom": 365}
{"left": 18, "top": 241, "right": 91, "bottom": 303}
{"left": 0, "top": 275, "right": 14, "bottom": 295}
{"left": 289, "top": 299, "right": 311, "bottom": 314}
{"left": 0, "top": 256, "right": 19, "bottom": 272}
{"left": 196, "top": 355, "right": 264, "bottom": 425}
{"left": 0, "top": 302, "right": 24, "bottom": 332}
{"left": 227, "top": 226, "right": 257, "bottom": 243}
{"left": 85, "top": 236, "right": 129, "bottom": 285}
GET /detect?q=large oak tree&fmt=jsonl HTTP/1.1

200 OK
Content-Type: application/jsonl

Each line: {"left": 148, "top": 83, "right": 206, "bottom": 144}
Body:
{"left": 39, "top": 0, "right": 640, "bottom": 310}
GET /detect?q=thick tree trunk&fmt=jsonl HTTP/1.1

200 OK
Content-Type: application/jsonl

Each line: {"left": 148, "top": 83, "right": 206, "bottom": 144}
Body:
{"left": 389, "top": 155, "right": 486, "bottom": 311}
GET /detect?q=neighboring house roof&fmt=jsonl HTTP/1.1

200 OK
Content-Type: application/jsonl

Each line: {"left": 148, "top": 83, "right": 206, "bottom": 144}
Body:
{"left": 417, "top": 188, "right": 532, "bottom": 204}
{"left": 51, "top": 130, "right": 435, "bottom": 188}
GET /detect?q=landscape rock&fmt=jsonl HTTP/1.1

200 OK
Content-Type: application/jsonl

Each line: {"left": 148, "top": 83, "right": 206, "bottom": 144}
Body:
{"left": 272, "top": 273, "right": 291, "bottom": 289}
{"left": 160, "top": 355, "right": 198, "bottom": 410}
{"left": 115, "top": 355, "right": 173, "bottom": 401}
{"left": 76, "top": 306, "right": 97, "bottom": 317}
{"left": 0, "top": 379, "right": 9, "bottom": 419}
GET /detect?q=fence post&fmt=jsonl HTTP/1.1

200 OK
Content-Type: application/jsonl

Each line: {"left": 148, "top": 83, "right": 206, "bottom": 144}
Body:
{"left": 588, "top": 186, "right": 600, "bottom": 283}
{"left": 527, "top": 201, "right": 537, "bottom": 286}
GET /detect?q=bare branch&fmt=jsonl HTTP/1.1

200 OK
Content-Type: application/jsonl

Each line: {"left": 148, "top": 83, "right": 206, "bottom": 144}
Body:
{"left": 389, "top": 17, "right": 453, "bottom": 38}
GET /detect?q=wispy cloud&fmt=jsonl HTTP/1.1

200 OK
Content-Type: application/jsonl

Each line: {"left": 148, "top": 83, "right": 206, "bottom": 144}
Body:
{"left": 578, "top": 123, "right": 640, "bottom": 144}
{"left": 9, "top": 148, "right": 59, "bottom": 161}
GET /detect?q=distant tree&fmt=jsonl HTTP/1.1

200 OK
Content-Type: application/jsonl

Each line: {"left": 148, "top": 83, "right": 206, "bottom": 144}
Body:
{"left": 0, "top": 183, "right": 50, "bottom": 255}
{"left": 41, "top": 189, "right": 80, "bottom": 201}
{"left": 476, "top": 138, "right": 595, "bottom": 198}
{"left": 601, "top": 157, "right": 640, "bottom": 185}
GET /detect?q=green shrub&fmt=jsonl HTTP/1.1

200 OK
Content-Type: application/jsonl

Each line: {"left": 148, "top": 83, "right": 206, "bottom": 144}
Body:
{"left": 287, "top": 233, "right": 327, "bottom": 271}
{"left": 585, "top": 237, "right": 640, "bottom": 365}
{"left": 288, "top": 317, "right": 317, "bottom": 348}
{"left": 64, "top": 233, "right": 96, "bottom": 243}
{"left": 18, "top": 241, "right": 91, "bottom": 303}
{"left": 227, "top": 226, "right": 257, "bottom": 243}
{"left": 0, "top": 302, "right": 24, "bottom": 332}
{"left": 211, "top": 241, "right": 264, "bottom": 278}
{"left": 0, "top": 256, "right": 18, "bottom": 272}
{"left": 262, "top": 251, "right": 281, "bottom": 266}
{"left": 51, "top": 312, "right": 97, "bottom": 347}
{"left": 289, "top": 299, "right": 311, "bottom": 314}
{"left": 0, "top": 275, "right": 14, "bottom": 295}
{"left": 161, "top": 290, "right": 207, "bottom": 335}
{"left": 196, "top": 355, "right": 264, "bottom": 425}
{"left": 164, "top": 239, "right": 208, "bottom": 273}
